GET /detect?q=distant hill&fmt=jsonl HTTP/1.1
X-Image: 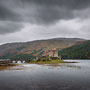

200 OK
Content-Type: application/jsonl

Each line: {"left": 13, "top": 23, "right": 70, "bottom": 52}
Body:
{"left": 59, "top": 40, "right": 90, "bottom": 59}
{"left": 0, "top": 38, "right": 86, "bottom": 59}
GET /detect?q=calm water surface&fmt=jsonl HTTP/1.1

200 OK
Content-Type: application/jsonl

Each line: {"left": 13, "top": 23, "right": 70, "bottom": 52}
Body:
{"left": 0, "top": 60, "right": 90, "bottom": 90}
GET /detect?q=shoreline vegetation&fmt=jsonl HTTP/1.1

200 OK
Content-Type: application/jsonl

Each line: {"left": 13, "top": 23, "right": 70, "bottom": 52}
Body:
{"left": 28, "top": 59, "right": 77, "bottom": 64}
{"left": 27, "top": 57, "right": 77, "bottom": 64}
{"left": 0, "top": 65, "right": 16, "bottom": 71}
{"left": 0, "top": 61, "right": 18, "bottom": 66}
{"left": 0, "top": 57, "right": 77, "bottom": 71}
{"left": 0, "top": 61, "right": 18, "bottom": 71}
{"left": 0, "top": 63, "right": 18, "bottom": 66}
{"left": 0, "top": 59, "right": 76, "bottom": 71}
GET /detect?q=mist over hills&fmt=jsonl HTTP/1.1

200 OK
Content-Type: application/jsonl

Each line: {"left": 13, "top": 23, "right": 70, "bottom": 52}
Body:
{"left": 0, "top": 38, "right": 88, "bottom": 59}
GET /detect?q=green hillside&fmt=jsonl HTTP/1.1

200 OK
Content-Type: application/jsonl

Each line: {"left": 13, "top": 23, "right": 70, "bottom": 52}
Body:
{"left": 59, "top": 40, "right": 90, "bottom": 59}
{"left": 0, "top": 38, "right": 84, "bottom": 59}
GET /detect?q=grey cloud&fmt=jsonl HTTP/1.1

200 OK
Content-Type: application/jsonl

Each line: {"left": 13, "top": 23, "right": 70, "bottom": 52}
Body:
{"left": 1, "top": 0, "right": 90, "bottom": 24}
{"left": 0, "top": 0, "right": 23, "bottom": 34}
{"left": 16, "top": 0, "right": 90, "bottom": 24}
{"left": 0, "top": 21, "right": 23, "bottom": 34}
{"left": 0, "top": 0, "right": 90, "bottom": 35}
{"left": 22, "top": 0, "right": 90, "bottom": 9}
{"left": 0, "top": 4, "right": 21, "bottom": 21}
{"left": 23, "top": 0, "right": 90, "bottom": 25}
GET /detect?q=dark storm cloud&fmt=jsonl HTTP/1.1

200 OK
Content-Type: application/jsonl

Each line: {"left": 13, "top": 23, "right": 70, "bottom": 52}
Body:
{"left": 0, "top": 0, "right": 90, "bottom": 34}
{"left": 23, "top": 0, "right": 90, "bottom": 9}
{"left": 17, "top": 0, "right": 90, "bottom": 24}
{"left": 21, "top": 0, "right": 90, "bottom": 12}
{"left": 0, "top": 3, "right": 21, "bottom": 21}
{"left": 0, "top": 21, "right": 23, "bottom": 34}
{"left": 1, "top": 0, "right": 90, "bottom": 23}
{"left": 0, "top": 0, "right": 23, "bottom": 34}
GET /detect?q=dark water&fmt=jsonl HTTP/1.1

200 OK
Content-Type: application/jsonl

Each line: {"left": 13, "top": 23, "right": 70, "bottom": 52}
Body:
{"left": 0, "top": 60, "right": 90, "bottom": 90}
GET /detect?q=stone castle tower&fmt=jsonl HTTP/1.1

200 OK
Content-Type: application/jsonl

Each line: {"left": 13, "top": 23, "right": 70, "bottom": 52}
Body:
{"left": 48, "top": 48, "right": 58, "bottom": 57}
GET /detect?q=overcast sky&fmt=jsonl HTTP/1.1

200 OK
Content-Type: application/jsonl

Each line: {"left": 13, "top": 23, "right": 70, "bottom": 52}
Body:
{"left": 0, "top": 0, "right": 90, "bottom": 44}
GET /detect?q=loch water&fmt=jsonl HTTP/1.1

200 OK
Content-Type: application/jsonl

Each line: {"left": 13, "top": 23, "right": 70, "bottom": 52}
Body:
{"left": 0, "top": 60, "right": 90, "bottom": 90}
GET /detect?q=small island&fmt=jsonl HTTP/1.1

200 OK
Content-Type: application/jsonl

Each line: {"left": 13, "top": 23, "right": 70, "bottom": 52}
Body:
{"left": 28, "top": 57, "right": 64, "bottom": 64}
{"left": 28, "top": 48, "right": 76, "bottom": 64}
{"left": 27, "top": 48, "right": 63, "bottom": 64}
{"left": 27, "top": 57, "right": 76, "bottom": 64}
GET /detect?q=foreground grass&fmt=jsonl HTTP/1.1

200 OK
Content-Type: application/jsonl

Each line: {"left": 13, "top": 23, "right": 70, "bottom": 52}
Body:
{"left": 28, "top": 59, "right": 76, "bottom": 64}
{"left": 0, "top": 66, "right": 13, "bottom": 71}
{"left": 0, "top": 63, "right": 18, "bottom": 71}
{"left": 0, "top": 63, "right": 18, "bottom": 66}
{"left": 0, "top": 62, "right": 18, "bottom": 66}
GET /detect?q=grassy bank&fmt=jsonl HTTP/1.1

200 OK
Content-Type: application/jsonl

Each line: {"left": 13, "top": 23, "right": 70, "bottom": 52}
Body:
{"left": 28, "top": 59, "right": 76, "bottom": 64}
{"left": 0, "top": 65, "right": 15, "bottom": 71}
{"left": 0, "top": 62, "right": 18, "bottom": 71}
{"left": 0, "top": 63, "right": 18, "bottom": 66}
{"left": 0, "top": 61, "right": 18, "bottom": 66}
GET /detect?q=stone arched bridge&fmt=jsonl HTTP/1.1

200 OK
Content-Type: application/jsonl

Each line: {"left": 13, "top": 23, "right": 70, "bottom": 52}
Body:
{"left": 0, "top": 59, "right": 29, "bottom": 63}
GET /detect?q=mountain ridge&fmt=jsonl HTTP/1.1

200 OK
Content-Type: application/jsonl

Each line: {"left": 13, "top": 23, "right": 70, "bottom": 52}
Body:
{"left": 0, "top": 38, "right": 87, "bottom": 58}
